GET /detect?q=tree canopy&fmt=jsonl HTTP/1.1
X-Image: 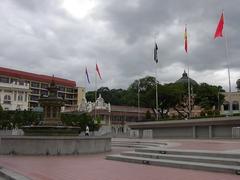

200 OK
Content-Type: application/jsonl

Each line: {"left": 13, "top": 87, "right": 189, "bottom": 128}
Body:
{"left": 86, "top": 76, "right": 225, "bottom": 119}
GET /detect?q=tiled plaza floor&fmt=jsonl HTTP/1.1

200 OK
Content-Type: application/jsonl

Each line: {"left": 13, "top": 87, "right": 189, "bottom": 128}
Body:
{"left": 0, "top": 139, "right": 240, "bottom": 180}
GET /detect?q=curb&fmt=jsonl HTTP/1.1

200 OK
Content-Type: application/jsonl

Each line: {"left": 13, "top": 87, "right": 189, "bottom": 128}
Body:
{"left": 0, "top": 167, "right": 31, "bottom": 180}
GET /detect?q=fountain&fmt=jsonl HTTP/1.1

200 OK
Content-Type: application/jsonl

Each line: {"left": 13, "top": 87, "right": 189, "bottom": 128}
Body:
{"left": 0, "top": 77, "right": 111, "bottom": 155}
{"left": 22, "top": 77, "right": 80, "bottom": 136}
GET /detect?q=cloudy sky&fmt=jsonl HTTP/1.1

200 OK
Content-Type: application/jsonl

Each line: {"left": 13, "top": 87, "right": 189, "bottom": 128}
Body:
{"left": 0, "top": 0, "right": 239, "bottom": 91}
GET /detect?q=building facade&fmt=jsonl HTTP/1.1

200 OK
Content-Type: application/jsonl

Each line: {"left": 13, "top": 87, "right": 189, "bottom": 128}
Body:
{"left": 85, "top": 94, "right": 155, "bottom": 134}
{"left": 0, "top": 67, "right": 82, "bottom": 111}
{"left": 0, "top": 81, "right": 31, "bottom": 110}
{"left": 221, "top": 92, "right": 240, "bottom": 115}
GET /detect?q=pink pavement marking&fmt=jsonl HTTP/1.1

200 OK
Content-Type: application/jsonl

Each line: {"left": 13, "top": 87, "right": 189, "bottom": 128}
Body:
{"left": 0, "top": 139, "right": 239, "bottom": 180}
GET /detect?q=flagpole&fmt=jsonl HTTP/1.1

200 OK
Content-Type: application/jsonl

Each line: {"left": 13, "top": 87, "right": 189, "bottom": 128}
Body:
{"left": 138, "top": 80, "right": 140, "bottom": 121}
{"left": 155, "top": 65, "right": 158, "bottom": 120}
{"left": 153, "top": 37, "right": 159, "bottom": 120}
{"left": 224, "top": 29, "right": 232, "bottom": 116}
{"left": 187, "top": 59, "right": 191, "bottom": 119}
{"left": 84, "top": 67, "right": 87, "bottom": 92}
{"left": 184, "top": 24, "right": 191, "bottom": 119}
{"left": 94, "top": 62, "right": 97, "bottom": 120}
{"left": 214, "top": 11, "right": 232, "bottom": 116}
{"left": 154, "top": 39, "right": 159, "bottom": 121}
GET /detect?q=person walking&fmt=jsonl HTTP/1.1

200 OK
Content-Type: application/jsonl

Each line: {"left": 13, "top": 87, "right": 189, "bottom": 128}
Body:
{"left": 85, "top": 125, "right": 89, "bottom": 136}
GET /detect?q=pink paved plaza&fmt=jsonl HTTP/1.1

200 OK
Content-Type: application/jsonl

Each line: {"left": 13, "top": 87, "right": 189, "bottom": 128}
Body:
{"left": 0, "top": 139, "right": 240, "bottom": 180}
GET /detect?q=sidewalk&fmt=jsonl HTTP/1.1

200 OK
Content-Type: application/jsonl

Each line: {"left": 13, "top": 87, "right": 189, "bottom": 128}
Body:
{"left": 0, "top": 139, "right": 239, "bottom": 180}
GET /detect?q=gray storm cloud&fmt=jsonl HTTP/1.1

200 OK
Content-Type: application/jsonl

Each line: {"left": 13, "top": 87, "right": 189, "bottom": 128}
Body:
{"left": 0, "top": 0, "right": 239, "bottom": 91}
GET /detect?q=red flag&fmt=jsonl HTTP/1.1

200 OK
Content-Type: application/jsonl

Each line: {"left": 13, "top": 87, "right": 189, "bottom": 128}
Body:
{"left": 214, "top": 12, "right": 224, "bottom": 39}
{"left": 184, "top": 25, "right": 188, "bottom": 53}
{"left": 96, "top": 64, "right": 102, "bottom": 80}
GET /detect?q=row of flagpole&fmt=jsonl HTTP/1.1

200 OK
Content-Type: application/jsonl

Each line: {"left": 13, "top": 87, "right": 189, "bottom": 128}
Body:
{"left": 85, "top": 63, "right": 102, "bottom": 84}
{"left": 85, "top": 63, "right": 102, "bottom": 120}
{"left": 84, "top": 12, "right": 231, "bottom": 120}
{"left": 153, "top": 11, "right": 232, "bottom": 119}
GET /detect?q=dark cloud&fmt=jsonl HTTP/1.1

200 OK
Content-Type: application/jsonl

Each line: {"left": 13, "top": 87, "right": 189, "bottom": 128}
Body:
{"left": 0, "top": 0, "right": 239, "bottom": 91}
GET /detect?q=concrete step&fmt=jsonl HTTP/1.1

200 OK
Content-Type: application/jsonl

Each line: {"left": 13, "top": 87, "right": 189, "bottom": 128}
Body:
{"left": 135, "top": 148, "right": 240, "bottom": 159}
{"left": 112, "top": 141, "right": 166, "bottom": 147}
{"left": 111, "top": 144, "right": 147, "bottom": 148}
{"left": 122, "top": 151, "right": 240, "bottom": 166}
{"left": 106, "top": 154, "right": 240, "bottom": 175}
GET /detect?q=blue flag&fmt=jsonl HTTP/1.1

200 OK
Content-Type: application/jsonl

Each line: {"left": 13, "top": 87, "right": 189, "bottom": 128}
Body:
{"left": 85, "top": 67, "right": 90, "bottom": 84}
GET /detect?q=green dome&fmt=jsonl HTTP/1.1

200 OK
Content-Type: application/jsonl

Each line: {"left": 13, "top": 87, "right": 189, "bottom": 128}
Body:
{"left": 175, "top": 71, "right": 198, "bottom": 85}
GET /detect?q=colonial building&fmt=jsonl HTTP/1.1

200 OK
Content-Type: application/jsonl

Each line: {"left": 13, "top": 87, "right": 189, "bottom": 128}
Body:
{"left": 84, "top": 94, "right": 155, "bottom": 134}
{"left": 221, "top": 92, "right": 240, "bottom": 115}
{"left": 0, "top": 66, "right": 84, "bottom": 111}
{"left": 0, "top": 81, "right": 31, "bottom": 110}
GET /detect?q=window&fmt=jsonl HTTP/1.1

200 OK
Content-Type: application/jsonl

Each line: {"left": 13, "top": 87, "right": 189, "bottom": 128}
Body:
{"left": 4, "top": 95, "right": 11, "bottom": 101}
{"left": 19, "top": 80, "right": 24, "bottom": 85}
{"left": 66, "top": 94, "right": 73, "bottom": 99}
{"left": 223, "top": 101, "right": 229, "bottom": 111}
{"left": 30, "top": 95, "right": 39, "bottom": 101}
{"left": 14, "top": 92, "right": 17, "bottom": 101}
{"left": 58, "top": 86, "right": 65, "bottom": 92}
{"left": 66, "top": 88, "right": 73, "bottom": 93}
{"left": 25, "top": 93, "right": 28, "bottom": 102}
{"left": 58, "top": 92, "right": 65, "bottom": 99}
{"left": 31, "top": 82, "right": 40, "bottom": 88}
{"left": 0, "top": 76, "right": 9, "bottom": 83}
{"left": 32, "top": 89, "right": 40, "bottom": 94}
{"left": 65, "top": 100, "right": 72, "bottom": 105}
{"left": 10, "top": 78, "right": 17, "bottom": 84}
{"left": 232, "top": 101, "right": 239, "bottom": 111}
{"left": 4, "top": 95, "right": 11, "bottom": 104}
{"left": 18, "top": 95, "right": 23, "bottom": 101}
{"left": 41, "top": 83, "right": 48, "bottom": 89}
{"left": 41, "top": 90, "right": 48, "bottom": 97}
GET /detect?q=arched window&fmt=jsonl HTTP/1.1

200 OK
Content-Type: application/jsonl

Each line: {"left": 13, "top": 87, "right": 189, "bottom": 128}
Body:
{"left": 223, "top": 101, "right": 229, "bottom": 111}
{"left": 4, "top": 95, "right": 11, "bottom": 104}
{"left": 232, "top": 101, "right": 239, "bottom": 110}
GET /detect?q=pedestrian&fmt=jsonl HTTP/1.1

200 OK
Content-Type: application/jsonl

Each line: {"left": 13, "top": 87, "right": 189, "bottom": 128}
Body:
{"left": 85, "top": 125, "right": 89, "bottom": 136}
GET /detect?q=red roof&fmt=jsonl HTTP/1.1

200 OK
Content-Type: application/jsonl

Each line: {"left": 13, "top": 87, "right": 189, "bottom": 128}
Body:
{"left": 0, "top": 67, "right": 76, "bottom": 87}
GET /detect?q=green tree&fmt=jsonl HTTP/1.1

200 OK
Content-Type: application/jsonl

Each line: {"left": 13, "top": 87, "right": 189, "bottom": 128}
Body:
{"left": 86, "top": 91, "right": 95, "bottom": 102}
{"left": 158, "top": 83, "right": 185, "bottom": 119}
{"left": 195, "top": 83, "right": 225, "bottom": 111}
{"left": 0, "top": 110, "right": 40, "bottom": 130}
{"left": 61, "top": 113, "right": 98, "bottom": 132}
{"left": 97, "top": 87, "right": 111, "bottom": 103}
{"left": 126, "top": 76, "right": 157, "bottom": 108}
{"left": 84, "top": 76, "right": 225, "bottom": 120}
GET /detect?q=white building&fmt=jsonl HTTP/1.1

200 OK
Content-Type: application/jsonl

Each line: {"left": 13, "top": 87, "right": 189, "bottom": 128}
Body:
{"left": 220, "top": 92, "right": 240, "bottom": 115}
{"left": 0, "top": 81, "right": 31, "bottom": 111}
